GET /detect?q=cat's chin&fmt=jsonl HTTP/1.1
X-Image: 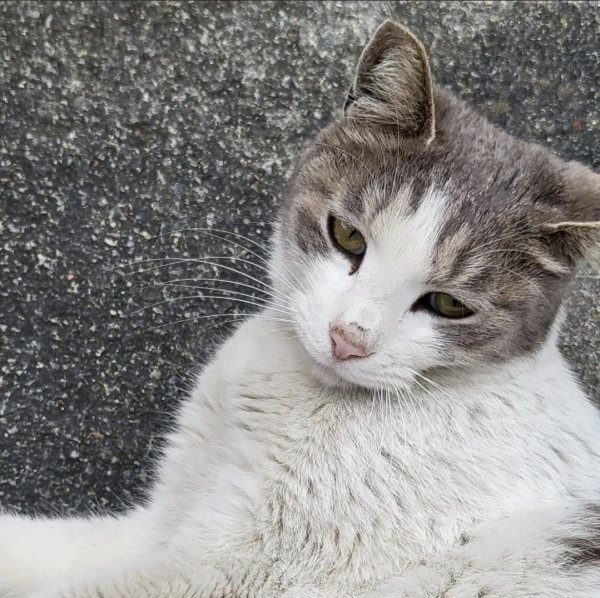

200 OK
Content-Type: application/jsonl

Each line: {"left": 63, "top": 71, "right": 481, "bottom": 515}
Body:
{"left": 303, "top": 351, "right": 416, "bottom": 394}
{"left": 295, "top": 346, "right": 368, "bottom": 391}
{"left": 308, "top": 360, "right": 364, "bottom": 391}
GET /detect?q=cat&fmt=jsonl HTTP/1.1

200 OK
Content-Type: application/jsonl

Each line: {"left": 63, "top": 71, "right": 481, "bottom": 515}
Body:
{"left": 2, "top": 18, "right": 600, "bottom": 598}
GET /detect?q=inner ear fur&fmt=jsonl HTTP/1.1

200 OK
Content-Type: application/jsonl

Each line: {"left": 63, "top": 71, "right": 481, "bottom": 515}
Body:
{"left": 542, "top": 221, "right": 600, "bottom": 264}
{"left": 542, "top": 162, "right": 600, "bottom": 263}
{"left": 344, "top": 20, "right": 435, "bottom": 144}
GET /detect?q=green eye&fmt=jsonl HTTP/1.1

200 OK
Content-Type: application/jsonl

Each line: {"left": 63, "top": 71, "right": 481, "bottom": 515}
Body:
{"left": 424, "top": 292, "right": 474, "bottom": 319}
{"left": 329, "top": 216, "right": 366, "bottom": 257}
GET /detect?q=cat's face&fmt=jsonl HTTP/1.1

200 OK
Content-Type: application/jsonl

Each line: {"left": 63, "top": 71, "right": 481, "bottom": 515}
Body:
{"left": 272, "top": 21, "right": 600, "bottom": 391}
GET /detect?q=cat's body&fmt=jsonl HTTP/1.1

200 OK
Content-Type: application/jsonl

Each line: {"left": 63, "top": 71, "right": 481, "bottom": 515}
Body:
{"left": 3, "top": 317, "right": 600, "bottom": 597}
{"left": 2, "top": 20, "right": 600, "bottom": 598}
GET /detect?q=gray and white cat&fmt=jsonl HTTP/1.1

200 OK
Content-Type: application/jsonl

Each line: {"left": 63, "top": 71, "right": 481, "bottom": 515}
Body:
{"left": 2, "top": 19, "right": 600, "bottom": 598}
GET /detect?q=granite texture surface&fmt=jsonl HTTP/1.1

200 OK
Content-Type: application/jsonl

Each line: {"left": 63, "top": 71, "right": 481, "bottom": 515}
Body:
{"left": 0, "top": 1, "right": 598, "bottom": 514}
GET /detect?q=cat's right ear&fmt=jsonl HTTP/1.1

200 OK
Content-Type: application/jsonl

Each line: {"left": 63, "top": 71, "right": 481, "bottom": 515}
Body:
{"left": 541, "top": 162, "right": 600, "bottom": 264}
{"left": 344, "top": 20, "right": 435, "bottom": 144}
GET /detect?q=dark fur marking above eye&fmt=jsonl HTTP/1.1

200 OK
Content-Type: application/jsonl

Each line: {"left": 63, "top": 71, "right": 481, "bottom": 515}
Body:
{"left": 295, "top": 206, "right": 327, "bottom": 254}
{"left": 341, "top": 187, "right": 369, "bottom": 220}
{"left": 407, "top": 174, "right": 432, "bottom": 213}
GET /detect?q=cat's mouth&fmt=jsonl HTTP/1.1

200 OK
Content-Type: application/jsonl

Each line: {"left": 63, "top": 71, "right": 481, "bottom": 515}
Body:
{"left": 291, "top": 329, "right": 369, "bottom": 388}
{"left": 299, "top": 338, "right": 391, "bottom": 391}
{"left": 294, "top": 329, "right": 420, "bottom": 393}
{"left": 291, "top": 312, "right": 412, "bottom": 391}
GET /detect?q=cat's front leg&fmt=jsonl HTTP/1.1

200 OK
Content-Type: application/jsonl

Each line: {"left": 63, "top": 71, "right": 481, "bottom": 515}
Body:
{"left": 359, "top": 504, "right": 600, "bottom": 598}
{"left": 0, "top": 509, "right": 156, "bottom": 597}
{"left": 27, "top": 556, "right": 267, "bottom": 598}
{"left": 35, "top": 581, "right": 344, "bottom": 598}
{"left": 27, "top": 565, "right": 193, "bottom": 598}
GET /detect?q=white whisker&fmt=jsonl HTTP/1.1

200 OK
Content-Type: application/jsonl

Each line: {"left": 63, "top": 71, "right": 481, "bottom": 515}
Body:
{"left": 129, "top": 295, "right": 293, "bottom": 318}
{"left": 153, "top": 227, "right": 305, "bottom": 297}
{"left": 118, "top": 257, "right": 292, "bottom": 303}
{"left": 139, "top": 282, "right": 295, "bottom": 313}
{"left": 140, "top": 277, "right": 292, "bottom": 307}
{"left": 151, "top": 312, "right": 295, "bottom": 331}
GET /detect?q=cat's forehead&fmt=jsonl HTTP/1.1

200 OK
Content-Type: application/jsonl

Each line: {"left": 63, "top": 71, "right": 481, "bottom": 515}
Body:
{"left": 296, "top": 97, "right": 571, "bottom": 287}
{"left": 307, "top": 92, "right": 564, "bottom": 236}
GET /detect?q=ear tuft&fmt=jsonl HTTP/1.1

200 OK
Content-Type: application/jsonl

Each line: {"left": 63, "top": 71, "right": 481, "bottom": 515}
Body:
{"left": 345, "top": 20, "right": 435, "bottom": 144}
{"left": 544, "top": 162, "right": 600, "bottom": 264}
{"left": 542, "top": 221, "right": 600, "bottom": 264}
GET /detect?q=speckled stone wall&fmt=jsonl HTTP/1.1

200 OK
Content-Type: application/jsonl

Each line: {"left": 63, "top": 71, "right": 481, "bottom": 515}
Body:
{"left": 1, "top": 1, "right": 598, "bottom": 514}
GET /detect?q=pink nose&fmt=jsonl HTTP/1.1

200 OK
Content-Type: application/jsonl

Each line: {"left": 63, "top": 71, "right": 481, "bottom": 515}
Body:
{"left": 330, "top": 327, "right": 368, "bottom": 361}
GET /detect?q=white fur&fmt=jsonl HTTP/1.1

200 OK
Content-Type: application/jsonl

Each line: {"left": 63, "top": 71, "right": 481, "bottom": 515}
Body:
{"left": 293, "top": 188, "right": 452, "bottom": 390}
{"left": 2, "top": 186, "right": 600, "bottom": 596}
{"left": 2, "top": 318, "right": 599, "bottom": 597}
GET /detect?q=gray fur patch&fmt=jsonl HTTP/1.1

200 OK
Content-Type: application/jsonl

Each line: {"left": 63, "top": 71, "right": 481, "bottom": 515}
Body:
{"left": 294, "top": 205, "right": 327, "bottom": 255}
{"left": 562, "top": 504, "right": 600, "bottom": 567}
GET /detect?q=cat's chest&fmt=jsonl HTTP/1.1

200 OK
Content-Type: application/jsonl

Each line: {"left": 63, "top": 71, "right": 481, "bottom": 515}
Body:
{"left": 200, "top": 384, "right": 503, "bottom": 584}
{"left": 236, "top": 384, "right": 600, "bottom": 579}
{"left": 164, "top": 318, "right": 600, "bottom": 591}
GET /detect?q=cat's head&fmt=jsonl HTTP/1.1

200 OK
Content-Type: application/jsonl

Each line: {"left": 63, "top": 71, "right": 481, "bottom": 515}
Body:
{"left": 273, "top": 20, "right": 600, "bottom": 390}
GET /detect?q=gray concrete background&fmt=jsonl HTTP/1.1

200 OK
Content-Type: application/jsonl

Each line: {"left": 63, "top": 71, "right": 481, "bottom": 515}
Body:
{"left": 0, "top": 1, "right": 598, "bottom": 515}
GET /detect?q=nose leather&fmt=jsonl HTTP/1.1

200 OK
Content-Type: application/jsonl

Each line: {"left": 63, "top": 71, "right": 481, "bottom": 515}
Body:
{"left": 330, "top": 327, "right": 367, "bottom": 361}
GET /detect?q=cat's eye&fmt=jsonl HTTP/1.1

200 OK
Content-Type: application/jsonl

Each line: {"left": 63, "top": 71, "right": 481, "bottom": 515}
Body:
{"left": 416, "top": 292, "right": 474, "bottom": 319}
{"left": 329, "top": 216, "right": 366, "bottom": 258}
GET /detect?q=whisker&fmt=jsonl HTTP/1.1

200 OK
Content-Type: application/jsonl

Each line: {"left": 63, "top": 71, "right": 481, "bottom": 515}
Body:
{"left": 150, "top": 312, "right": 296, "bottom": 331}
{"left": 114, "top": 255, "right": 274, "bottom": 286}
{"left": 139, "top": 276, "right": 293, "bottom": 307}
{"left": 384, "top": 381, "right": 414, "bottom": 498}
{"left": 485, "top": 264, "right": 550, "bottom": 304}
{"left": 152, "top": 227, "right": 304, "bottom": 297}
{"left": 115, "top": 258, "right": 291, "bottom": 303}
{"left": 406, "top": 370, "right": 468, "bottom": 444}
{"left": 140, "top": 281, "right": 295, "bottom": 312}
{"left": 472, "top": 247, "right": 570, "bottom": 276}
{"left": 202, "top": 228, "right": 307, "bottom": 295}
{"left": 462, "top": 229, "right": 532, "bottom": 258}
{"left": 195, "top": 315, "right": 255, "bottom": 337}
{"left": 314, "top": 141, "right": 378, "bottom": 188}
{"left": 475, "top": 247, "right": 549, "bottom": 261}
{"left": 107, "top": 256, "right": 197, "bottom": 274}
{"left": 402, "top": 383, "right": 425, "bottom": 479}
{"left": 461, "top": 215, "right": 581, "bottom": 265}
{"left": 128, "top": 294, "right": 293, "bottom": 318}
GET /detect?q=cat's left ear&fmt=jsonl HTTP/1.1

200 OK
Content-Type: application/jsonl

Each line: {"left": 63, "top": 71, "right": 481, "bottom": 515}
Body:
{"left": 344, "top": 20, "right": 435, "bottom": 144}
{"left": 542, "top": 162, "right": 600, "bottom": 263}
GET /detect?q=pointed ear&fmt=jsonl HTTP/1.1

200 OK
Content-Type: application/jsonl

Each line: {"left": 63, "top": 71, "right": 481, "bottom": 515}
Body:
{"left": 541, "top": 162, "right": 600, "bottom": 263}
{"left": 344, "top": 20, "right": 435, "bottom": 144}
